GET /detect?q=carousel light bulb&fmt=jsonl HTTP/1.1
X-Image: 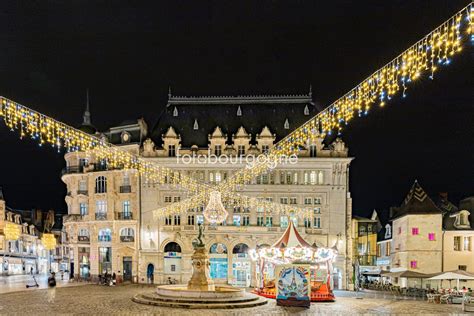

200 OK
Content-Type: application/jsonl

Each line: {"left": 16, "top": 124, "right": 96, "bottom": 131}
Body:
{"left": 203, "top": 191, "right": 228, "bottom": 224}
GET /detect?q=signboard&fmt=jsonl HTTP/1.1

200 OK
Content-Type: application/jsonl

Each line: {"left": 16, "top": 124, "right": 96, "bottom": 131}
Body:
{"left": 275, "top": 264, "right": 311, "bottom": 308}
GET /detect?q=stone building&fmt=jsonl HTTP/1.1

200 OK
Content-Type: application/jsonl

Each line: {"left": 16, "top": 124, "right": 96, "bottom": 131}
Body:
{"left": 62, "top": 90, "right": 354, "bottom": 289}
{"left": 0, "top": 187, "right": 43, "bottom": 275}
{"left": 389, "top": 181, "right": 443, "bottom": 287}
{"left": 61, "top": 96, "right": 146, "bottom": 282}
{"left": 351, "top": 212, "right": 379, "bottom": 284}
{"left": 139, "top": 91, "right": 353, "bottom": 289}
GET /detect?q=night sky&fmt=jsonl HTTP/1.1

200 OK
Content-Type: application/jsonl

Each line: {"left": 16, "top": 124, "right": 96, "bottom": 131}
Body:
{"left": 0, "top": 1, "right": 472, "bottom": 217}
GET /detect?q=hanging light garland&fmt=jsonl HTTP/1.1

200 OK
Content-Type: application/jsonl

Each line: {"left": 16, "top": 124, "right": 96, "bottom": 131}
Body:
{"left": 207, "top": 2, "right": 474, "bottom": 199}
{"left": 156, "top": 3, "right": 473, "bottom": 218}
{"left": 0, "top": 96, "right": 314, "bottom": 219}
{"left": 0, "top": 97, "right": 211, "bottom": 196}
{"left": 0, "top": 4, "right": 472, "bottom": 220}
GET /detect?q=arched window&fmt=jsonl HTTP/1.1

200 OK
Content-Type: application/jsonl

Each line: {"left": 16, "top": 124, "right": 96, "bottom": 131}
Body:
{"left": 232, "top": 243, "right": 249, "bottom": 254}
{"left": 210, "top": 243, "right": 227, "bottom": 254}
{"left": 164, "top": 242, "right": 181, "bottom": 253}
{"left": 95, "top": 176, "right": 107, "bottom": 193}
{"left": 120, "top": 228, "right": 135, "bottom": 242}
{"left": 98, "top": 228, "right": 112, "bottom": 242}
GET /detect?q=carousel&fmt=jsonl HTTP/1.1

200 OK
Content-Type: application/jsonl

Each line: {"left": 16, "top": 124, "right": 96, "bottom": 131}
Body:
{"left": 249, "top": 220, "right": 338, "bottom": 302}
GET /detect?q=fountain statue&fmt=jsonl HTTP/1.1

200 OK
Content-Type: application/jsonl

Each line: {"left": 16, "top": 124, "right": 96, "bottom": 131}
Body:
{"left": 187, "top": 224, "right": 215, "bottom": 291}
{"left": 132, "top": 222, "right": 267, "bottom": 309}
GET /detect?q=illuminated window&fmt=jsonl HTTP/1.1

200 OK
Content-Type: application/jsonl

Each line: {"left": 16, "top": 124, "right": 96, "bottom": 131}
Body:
{"left": 464, "top": 237, "right": 472, "bottom": 251}
{"left": 196, "top": 215, "right": 204, "bottom": 225}
{"left": 310, "top": 171, "right": 317, "bottom": 185}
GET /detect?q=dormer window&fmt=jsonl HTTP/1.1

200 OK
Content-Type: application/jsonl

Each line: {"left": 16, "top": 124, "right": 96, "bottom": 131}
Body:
{"left": 193, "top": 119, "right": 199, "bottom": 130}
{"left": 121, "top": 131, "right": 131, "bottom": 144}
{"left": 385, "top": 224, "right": 392, "bottom": 239}
{"left": 215, "top": 145, "right": 222, "bottom": 156}
{"left": 168, "top": 145, "right": 176, "bottom": 157}
{"left": 304, "top": 105, "right": 310, "bottom": 115}
{"left": 237, "top": 106, "right": 242, "bottom": 116}
{"left": 173, "top": 107, "right": 178, "bottom": 117}
{"left": 452, "top": 210, "right": 471, "bottom": 229}
{"left": 284, "top": 118, "right": 289, "bottom": 129}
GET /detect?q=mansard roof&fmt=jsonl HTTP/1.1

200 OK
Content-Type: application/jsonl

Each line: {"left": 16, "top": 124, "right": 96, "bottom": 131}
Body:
{"left": 151, "top": 91, "right": 318, "bottom": 148}
{"left": 390, "top": 181, "right": 442, "bottom": 220}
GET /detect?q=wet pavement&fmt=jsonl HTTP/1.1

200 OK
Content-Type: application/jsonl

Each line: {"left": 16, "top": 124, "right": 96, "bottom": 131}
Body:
{"left": 0, "top": 285, "right": 466, "bottom": 315}
{"left": 0, "top": 274, "right": 84, "bottom": 294}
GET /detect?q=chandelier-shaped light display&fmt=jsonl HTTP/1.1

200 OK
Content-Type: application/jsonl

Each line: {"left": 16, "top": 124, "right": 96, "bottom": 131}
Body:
{"left": 203, "top": 191, "right": 228, "bottom": 224}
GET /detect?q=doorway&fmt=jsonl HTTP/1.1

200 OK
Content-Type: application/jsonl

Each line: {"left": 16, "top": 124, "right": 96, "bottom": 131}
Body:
{"left": 123, "top": 257, "right": 132, "bottom": 282}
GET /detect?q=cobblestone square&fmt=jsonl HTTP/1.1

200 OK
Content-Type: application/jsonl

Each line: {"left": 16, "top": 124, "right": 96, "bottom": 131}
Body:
{"left": 0, "top": 285, "right": 466, "bottom": 315}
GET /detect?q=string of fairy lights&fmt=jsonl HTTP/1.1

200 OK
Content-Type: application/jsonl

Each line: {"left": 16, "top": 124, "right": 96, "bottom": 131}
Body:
{"left": 0, "top": 3, "right": 472, "bottom": 222}
{"left": 0, "top": 98, "right": 314, "bottom": 218}
{"left": 154, "top": 2, "right": 473, "bottom": 218}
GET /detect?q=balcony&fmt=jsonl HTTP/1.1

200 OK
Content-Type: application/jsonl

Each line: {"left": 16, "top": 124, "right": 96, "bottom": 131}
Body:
{"left": 116, "top": 212, "right": 133, "bottom": 220}
{"left": 120, "top": 236, "right": 135, "bottom": 242}
{"left": 357, "top": 255, "right": 377, "bottom": 266}
{"left": 119, "top": 185, "right": 132, "bottom": 193}
{"left": 61, "top": 166, "right": 84, "bottom": 176}
{"left": 95, "top": 212, "right": 107, "bottom": 220}
{"left": 78, "top": 235, "right": 90, "bottom": 243}
{"left": 77, "top": 190, "right": 88, "bottom": 196}
{"left": 63, "top": 214, "right": 84, "bottom": 223}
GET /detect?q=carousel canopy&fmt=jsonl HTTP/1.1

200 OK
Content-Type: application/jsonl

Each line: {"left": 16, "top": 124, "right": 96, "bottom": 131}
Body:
{"left": 271, "top": 220, "right": 312, "bottom": 248}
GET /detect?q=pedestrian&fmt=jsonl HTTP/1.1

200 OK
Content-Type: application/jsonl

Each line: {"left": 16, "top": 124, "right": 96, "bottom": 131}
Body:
{"left": 30, "top": 267, "right": 33, "bottom": 275}
{"left": 60, "top": 270, "right": 64, "bottom": 280}
{"left": 112, "top": 272, "right": 116, "bottom": 286}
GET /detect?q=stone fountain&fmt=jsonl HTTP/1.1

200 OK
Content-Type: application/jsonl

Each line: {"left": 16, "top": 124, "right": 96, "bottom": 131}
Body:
{"left": 133, "top": 224, "right": 267, "bottom": 309}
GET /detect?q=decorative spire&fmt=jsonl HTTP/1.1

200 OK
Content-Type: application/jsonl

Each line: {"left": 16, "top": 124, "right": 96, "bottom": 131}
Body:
{"left": 168, "top": 85, "right": 172, "bottom": 99}
{"left": 284, "top": 118, "right": 289, "bottom": 129}
{"left": 82, "top": 89, "right": 92, "bottom": 125}
{"left": 173, "top": 106, "right": 178, "bottom": 117}
{"left": 236, "top": 105, "right": 242, "bottom": 116}
{"left": 304, "top": 104, "right": 309, "bottom": 115}
{"left": 0, "top": 186, "right": 4, "bottom": 201}
{"left": 309, "top": 84, "right": 313, "bottom": 98}
{"left": 193, "top": 119, "right": 199, "bottom": 130}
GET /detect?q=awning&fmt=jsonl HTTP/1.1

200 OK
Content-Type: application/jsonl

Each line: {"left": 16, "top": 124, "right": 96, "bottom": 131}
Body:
{"left": 361, "top": 270, "right": 382, "bottom": 276}
{"left": 384, "top": 270, "right": 435, "bottom": 278}
{"left": 428, "top": 270, "right": 474, "bottom": 280}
